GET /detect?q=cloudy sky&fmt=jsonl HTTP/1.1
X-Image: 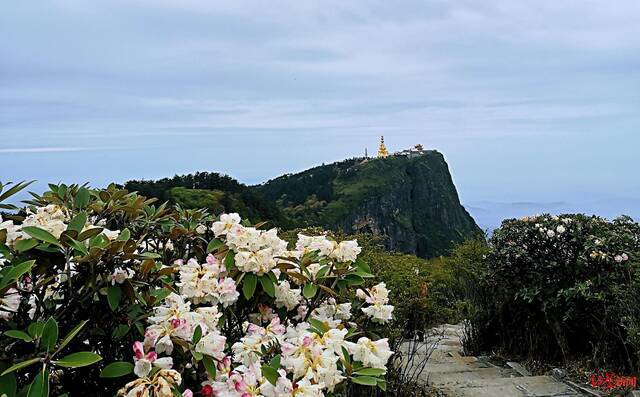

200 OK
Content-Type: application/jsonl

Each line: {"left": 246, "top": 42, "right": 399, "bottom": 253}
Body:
{"left": 1, "top": 1, "right": 639, "bottom": 222}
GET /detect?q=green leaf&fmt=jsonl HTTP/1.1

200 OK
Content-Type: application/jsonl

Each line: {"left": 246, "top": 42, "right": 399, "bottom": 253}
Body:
{"left": 99, "top": 362, "right": 134, "bottom": 378}
{"left": 242, "top": 273, "right": 257, "bottom": 300}
{"left": 116, "top": 228, "right": 131, "bottom": 241}
{"left": 308, "top": 318, "right": 329, "bottom": 333}
{"left": 4, "top": 330, "right": 32, "bottom": 342}
{"left": 354, "top": 368, "right": 386, "bottom": 377}
{"left": 0, "top": 180, "right": 34, "bottom": 203}
{"left": 107, "top": 286, "right": 122, "bottom": 311}
{"left": 1, "top": 260, "right": 36, "bottom": 288}
{"left": 207, "top": 239, "right": 223, "bottom": 253}
{"left": 77, "top": 227, "right": 103, "bottom": 242}
{"left": 259, "top": 275, "right": 275, "bottom": 297}
{"left": 0, "top": 372, "right": 17, "bottom": 397}
{"left": 28, "top": 322, "right": 45, "bottom": 339}
{"left": 21, "top": 227, "right": 61, "bottom": 247}
{"left": 261, "top": 365, "right": 279, "bottom": 386}
{"left": 0, "top": 357, "right": 40, "bottom": 376}
{"left": 26, "top": 367, "right": 48, "bottom": 397}
{"left": 15, "top": 239, "right": 38, "bottom": 253}
{"left": 224, "top": 251, "right": 235, "bottom": 271}
{"left": 351, "top": 376, "right": 379, "bottom": 386}
{"left": 67, "top": 212, "right": 87, "bottom": 233}
{"left": 74, "top": 188, "right": 90, "bottom": 209}
{"left": 192, "top": 325, "right": 203, "bottom": 344}
{"left": 269, "top": 354, "right": 281, "bottom": 369}
{"left": 55, "top": 320, "right": 88, "bottom": 354}
{"left": 53, "top": 352, "right": 102, "bottom": 368}
{"left": 112, "top": 324, "right": 130, "bottom": 340}
{"left": 41, "top": 317, "right": 59, "bottom": 352}
{"left": 303, "top": 283, "right": 318, "bottom": 299}
{"left": 67, "top": 238, "right": 88, "bottom": 256}
{"left": 344, "top": 274, "right": 365, "bottom": 286}
{"left": 57, "top": 184, "right": 68, "bottom": 199}
{"left": 202, "top": 356, "right": 217, "bottom": 380}
{"left": 377, "top": 379, "right": 387, "bottom": 391}
{"left": 354, "top": 258, "right": 372, "bottom": 274}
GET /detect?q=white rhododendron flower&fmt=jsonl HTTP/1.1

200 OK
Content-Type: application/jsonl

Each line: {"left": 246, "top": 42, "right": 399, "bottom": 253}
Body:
{"left": 110, "top": 267, "right": 135, "bottom": 285}
{"left": 0, "top": 288, "right": 21, "bottom": 320}
{"left": 330, "top": 240, "right": 361, "bottom": 262}
{"left": 344, "top": 337, "right": 393, "bottom": 369}
{"left": 176, "top": 256, "right": 238, "bottom": 306}
{"left": 211, "top": 213, "right": 241, "bottom": 237}
{"left": 556, "top": 225, "right": 566, "bottom": 234}
{"left": 195, "top": 331, "right": 226, "bottom": 360}
{"left": 296, "top": 234, "right": 335, "bottom": 257}
{"left": 356, "top": 282, "right": 394, "bottom": 323}
{"left": 22, "top": 204, "right": 68, "bottom": 239}
{"left": 274, "top": 280, "right": 302, "bottom": 311}
{"left": 132, "top": 341, "right": 174, "bottom": 378}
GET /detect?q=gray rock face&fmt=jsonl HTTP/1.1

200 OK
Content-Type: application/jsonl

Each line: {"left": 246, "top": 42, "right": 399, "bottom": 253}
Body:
{"left": 334, "top": 153, "right": 482, "bottom": 258}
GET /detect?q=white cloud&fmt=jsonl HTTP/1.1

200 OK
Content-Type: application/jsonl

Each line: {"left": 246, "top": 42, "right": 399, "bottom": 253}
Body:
{"left": 0, "top": 147, "right": 90, "bottom": 154}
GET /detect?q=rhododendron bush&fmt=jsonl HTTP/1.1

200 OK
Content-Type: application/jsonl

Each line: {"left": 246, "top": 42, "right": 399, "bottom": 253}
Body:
{"left": 0, "top": 182, "right": 395, "bottom": 396}
{"left": 465, "top": 214, "right": 640, "bottom": 370}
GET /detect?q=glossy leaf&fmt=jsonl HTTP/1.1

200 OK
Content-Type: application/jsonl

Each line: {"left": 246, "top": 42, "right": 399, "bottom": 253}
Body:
{"left": 107, "top": 286, "right": 122, "bottom": 311}
{"left": 242, "top": 273, "right": 257, "bottom": 300}
{"left": 0, "top": 358, "right": 40, "bottom": 376}
{"left": 54, "top": 352, "right": 102, "bottom": 368}
{"left": 41, "top": 318, "right": 59, "bottom": 352}
{"left": 21, "top": 227, "right": 61, "bottom": 247}
{"left": 99, "top": 362, "right": 134, "bottom": 378}
{"left": 303, "top": 283, "right": 318, "bottom": 299}
{"left": 4, "top": 330, "right": 32, "bottom": 342}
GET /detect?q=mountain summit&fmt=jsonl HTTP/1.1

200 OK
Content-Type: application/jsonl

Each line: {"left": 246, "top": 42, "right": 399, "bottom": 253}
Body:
{"left": 256, "top": 151, "right": 481, "bottom": 258}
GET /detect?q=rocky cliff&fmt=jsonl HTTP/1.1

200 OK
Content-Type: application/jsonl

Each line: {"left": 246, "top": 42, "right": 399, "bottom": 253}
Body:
{"left": 256, "top": 151, "right": 481, "bottom": 258}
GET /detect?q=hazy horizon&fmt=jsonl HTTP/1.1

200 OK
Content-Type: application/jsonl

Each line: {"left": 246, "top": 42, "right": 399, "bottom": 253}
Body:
{"left": 2, "top": 1, "right": 639, "bottom": 221}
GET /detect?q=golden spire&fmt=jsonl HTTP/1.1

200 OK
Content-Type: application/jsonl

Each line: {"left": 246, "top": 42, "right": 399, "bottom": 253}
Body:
{"left": 377, "top": 135, "right": 389, "bottom": 158}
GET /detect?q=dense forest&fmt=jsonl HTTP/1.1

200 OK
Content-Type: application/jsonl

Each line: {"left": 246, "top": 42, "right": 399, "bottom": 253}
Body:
{"left": 124, "top": 172, "right": 290, "bottom": 227}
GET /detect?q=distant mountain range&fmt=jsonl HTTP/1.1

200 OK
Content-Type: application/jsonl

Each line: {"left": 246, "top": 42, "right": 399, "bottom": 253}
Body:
{"left": 125, "top": 151, "right": 482, "bottom": 258}
{"left": 466, "top": 199, "right": 640, "bottom": 233}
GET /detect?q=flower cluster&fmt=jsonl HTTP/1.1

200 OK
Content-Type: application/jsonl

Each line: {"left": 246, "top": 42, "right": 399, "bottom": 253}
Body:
{"left": 117, "top": 213, "right": 394, "bottom": 396}
{"left": 176, "top": 255, "right": 239, "bottom": 306}
{"left": 356, "top": 283, "right": 394, "bottom": 324}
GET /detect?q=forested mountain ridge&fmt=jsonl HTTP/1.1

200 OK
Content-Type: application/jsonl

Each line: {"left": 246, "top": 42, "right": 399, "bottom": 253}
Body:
{"left": 124, "top": 172, "right": 290, "bottom": 227}
{"left": 255, "top": 152, "right": 482, "bottom": 258}
{"left": 124, "top": 152, "right": 481, "bottom": 258}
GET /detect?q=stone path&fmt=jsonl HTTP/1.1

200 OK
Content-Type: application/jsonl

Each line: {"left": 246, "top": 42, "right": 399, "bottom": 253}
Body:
{"left": 411, "top": 324, "right": 584, "bottom": 397}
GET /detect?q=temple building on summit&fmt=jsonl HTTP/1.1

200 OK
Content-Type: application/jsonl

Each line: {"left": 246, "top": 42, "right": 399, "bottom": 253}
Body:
{"left": 374, "top": 136, "right": 431, "bottom": 159}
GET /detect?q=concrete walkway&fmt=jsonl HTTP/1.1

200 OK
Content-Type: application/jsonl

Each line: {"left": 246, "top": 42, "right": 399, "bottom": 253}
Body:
{"left": 416, "top": 324, "right": 583, "bottom": 397}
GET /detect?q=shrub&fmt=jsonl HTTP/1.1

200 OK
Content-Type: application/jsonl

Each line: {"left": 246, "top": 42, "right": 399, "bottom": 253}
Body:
{"left": 0, "top": 182, "right": 397, "bottom": 396}
{"left": 466, "top": 214, "right": 640, "bottom": 370}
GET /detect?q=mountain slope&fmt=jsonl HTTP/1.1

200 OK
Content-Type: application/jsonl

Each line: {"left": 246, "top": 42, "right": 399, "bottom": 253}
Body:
{"left": 255, "top": 151, "right": 481, "bottom": 258}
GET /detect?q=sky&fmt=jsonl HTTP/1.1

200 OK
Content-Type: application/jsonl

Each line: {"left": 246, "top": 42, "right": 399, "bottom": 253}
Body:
{"left": 1, "top": 0, "right": 639, "bottom": 226}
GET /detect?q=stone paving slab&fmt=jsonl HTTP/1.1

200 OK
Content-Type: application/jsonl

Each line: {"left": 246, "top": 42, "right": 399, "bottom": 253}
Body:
{"left": 410, "top": 323, "right": 585, "bottom": 397}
